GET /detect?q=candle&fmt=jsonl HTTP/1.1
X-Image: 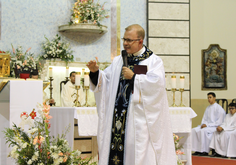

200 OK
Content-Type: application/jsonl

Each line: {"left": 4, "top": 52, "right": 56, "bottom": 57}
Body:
{"left": 49, "top": 67, "right": 53, "bottom": 77}
{"left": 66, "top": 66, "right": 69, "bottom": 77}
{"left": 81, "top": 68, "right": 85, "bottom": 78}
{"left": 84, "top": 72, "right": 90, "bottom": 86}
{"left": 75, "top": 72, "right": 81, "bottom": 86}
{"left": 171, "top": 75, "right": 176, "bottom": 89}
{"left": 180, "top": 75, "right": 185, "bottom": 89}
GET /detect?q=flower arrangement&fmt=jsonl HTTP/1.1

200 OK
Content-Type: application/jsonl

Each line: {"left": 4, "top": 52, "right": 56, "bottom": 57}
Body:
{"left": 10, "top": 45, "right": 42, "bottom": 77}
{"left": 70, "top": 0, "right": 109, "bottom": 27}
{"left": 40, "top": 34, "right": 74, "bottom": 64}
{"left": 173, "top": 133, "right": 184, "bottom": 165}
{"left": 3, "top": 103, "right": 97, "bottom": 165}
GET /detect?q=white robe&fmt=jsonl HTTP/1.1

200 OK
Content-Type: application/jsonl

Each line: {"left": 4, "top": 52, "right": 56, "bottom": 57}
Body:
{"left": 90, "top": 53, "right": 177, "bottom": 165}
{"left": 61, "top": 81, "right": 85, "bottom": 107}
{"left": 209, "top": 113, "right": 236, "bottom": 157}
{"left": 192, "top": 103, "right": 226, "bottom": 152}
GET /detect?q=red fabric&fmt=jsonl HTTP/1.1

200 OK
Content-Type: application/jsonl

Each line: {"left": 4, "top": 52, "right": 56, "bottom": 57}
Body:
{"left": 20, "top": 73, "right": 30, "bottom": 80}
{"left": 192, "top": 156, "right": 236, "bottom": 165}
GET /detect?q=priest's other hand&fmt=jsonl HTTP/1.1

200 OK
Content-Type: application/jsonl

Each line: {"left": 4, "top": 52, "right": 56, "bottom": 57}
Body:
{"left": 122, "top": 67, "right": 134, "bottom": 80}
{"left": 87, "top": 60, "right": 99, "bottom": 73}
{"left": 201, "top": 124, "right": 207, "bottom": 129}
{"left": 216, "top": 126, "right": 223, "bottom": 132}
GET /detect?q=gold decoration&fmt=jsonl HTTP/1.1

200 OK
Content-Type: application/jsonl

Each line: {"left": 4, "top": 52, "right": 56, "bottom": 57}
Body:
{"left": 0, "top": 53, "right": 10, "bottom": 77}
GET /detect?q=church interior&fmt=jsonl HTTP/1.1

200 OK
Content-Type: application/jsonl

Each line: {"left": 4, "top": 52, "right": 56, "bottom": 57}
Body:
{"left": 1, "top": 0, "right": 236, "bottom": 164}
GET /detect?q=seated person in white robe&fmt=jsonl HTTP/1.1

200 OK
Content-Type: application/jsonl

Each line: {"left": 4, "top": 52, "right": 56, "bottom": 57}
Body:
{"left": 87, "top": 24, "right": 177, "bottom": 165}
{"left": 192, "top": 92, "right": 226, "bottom": 156}
{"left": 209, "top": 103, "right": 236, "bottom": 158}
{"left": 61, "top": 71, "right": 85, "bottom": 107}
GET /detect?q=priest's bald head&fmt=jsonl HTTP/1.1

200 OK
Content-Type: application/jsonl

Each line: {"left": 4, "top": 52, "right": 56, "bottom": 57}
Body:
{"left": 123, "top": 24, "right": 144, "bottom": 55}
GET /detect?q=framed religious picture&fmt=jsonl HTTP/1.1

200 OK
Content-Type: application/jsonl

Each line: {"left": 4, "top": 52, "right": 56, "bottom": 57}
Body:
{"left": 202, "top": 44, "right": 227, "bottom": 90}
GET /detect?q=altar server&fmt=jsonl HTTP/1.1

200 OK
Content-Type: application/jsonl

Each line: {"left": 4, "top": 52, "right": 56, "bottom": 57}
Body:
{"left": 210, "top": 103, "right": 236, "bottom": 157}
{"left": 87, "top": 24, "right": 176, "bottom": 165}
{"left": 192, "top": 92, "right": 226, "bottom": 156}
{"left": 61, "top": 71, "right": 85, "bottom": 107}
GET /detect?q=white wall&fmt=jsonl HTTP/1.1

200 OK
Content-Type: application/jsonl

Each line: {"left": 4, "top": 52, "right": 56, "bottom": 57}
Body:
{"left": 191, "top": 0, "right": 236, "bottom": 99}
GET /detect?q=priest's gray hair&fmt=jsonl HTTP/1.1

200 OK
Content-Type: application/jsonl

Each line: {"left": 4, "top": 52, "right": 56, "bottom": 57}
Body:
{"left": 125, "top": 24, "right": 145, "bottom": 40}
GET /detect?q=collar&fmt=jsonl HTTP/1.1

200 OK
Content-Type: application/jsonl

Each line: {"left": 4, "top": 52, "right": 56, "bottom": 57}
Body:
{"left": 129, "top": 46, "right": 145, "bottom": 57}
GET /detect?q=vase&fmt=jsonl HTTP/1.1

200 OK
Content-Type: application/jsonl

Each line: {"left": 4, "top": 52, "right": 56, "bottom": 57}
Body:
{"left": 20, "top": 73, "right": 30, "bottom": 80}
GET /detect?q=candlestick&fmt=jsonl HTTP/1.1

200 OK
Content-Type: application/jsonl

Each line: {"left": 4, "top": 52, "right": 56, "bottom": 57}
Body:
{"left": 75, "top": 72, "right": 81, "bottom": 86}
{"left": 180, "top": 75, "right": 185, "bottom": 89}
{"left": 74, "top": 86, "right": 81, "bottom": 107}
{"left": 179, "top": 88, "right": 185, "bottom": 107}
{"left": 49, "top": 77, "right": 56, "bottom": 106}
{"left": 84, "top": 72, "right": 89, "bottom": 87}
{"left": 66, "top": 66, "right": 69, "bottom": 77}
{"left": 171, "top": 88, "right": 177, "bottom": 107}
{"left": 49, "top": 67, "right": 53, "bottom": 77}
{"left": 84, "top": 86, "right": 89, "bottom": 107}
{"left": 171, "top": 75, "right": 176, "bottom": 89}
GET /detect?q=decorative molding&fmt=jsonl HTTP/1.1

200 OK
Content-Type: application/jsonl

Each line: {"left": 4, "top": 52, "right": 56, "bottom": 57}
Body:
{"left": 58, "top": 24, "right": 108, "bottom": 34}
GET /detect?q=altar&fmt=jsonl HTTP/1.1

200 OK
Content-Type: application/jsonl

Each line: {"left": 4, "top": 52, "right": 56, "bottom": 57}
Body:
{"left": 50, "top": 106, "right": 197, "bottom": 165}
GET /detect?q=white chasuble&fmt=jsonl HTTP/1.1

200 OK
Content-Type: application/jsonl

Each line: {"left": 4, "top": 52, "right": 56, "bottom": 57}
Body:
{"left": 192, "top": 103, "right": 226, "bottom": 152}
{"left": 90, "top": 54, "right": 177, "bottom": 165}
{"left": 209, "top": 113, "right": 236, "bottom": 157}
{"left": 61, "top": 81, "right": 85, "bottom": 107}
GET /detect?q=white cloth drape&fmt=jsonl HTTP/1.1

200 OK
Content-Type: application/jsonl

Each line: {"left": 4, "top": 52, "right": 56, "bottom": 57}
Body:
{"left": 50, "top": 107, "right": 75, "bottom": 149}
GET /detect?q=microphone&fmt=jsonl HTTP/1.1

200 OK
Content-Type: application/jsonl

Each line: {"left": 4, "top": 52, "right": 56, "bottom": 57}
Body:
{"left": 122, "top": 50, "right": 128, "bottom": 67}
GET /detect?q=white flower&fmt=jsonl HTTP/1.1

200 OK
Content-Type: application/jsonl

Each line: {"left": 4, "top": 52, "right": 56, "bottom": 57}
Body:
{"left": 32, "top": 155, "right": 38, "bottom": 161}
{"left": 27, "top": 128, "right": 38, "bottom": 134}
{"left": 22, "top": 142, "right": 27, "bottom": 149}
{"left": 35, "top": 151, "right": 39, "bottom": 157}
{"left": 51, "top": 152, "right": 59, "bottom": 159}
{"left": 27, "top": 159, "right": 33, "bottom": 164}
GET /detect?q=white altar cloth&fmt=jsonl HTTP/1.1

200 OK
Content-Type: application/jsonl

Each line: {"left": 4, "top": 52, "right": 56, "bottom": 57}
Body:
{"left": 169, "top": 107, "right": 197, "bottom": 165}
{"left": 50, "top": 107, "right": 75, "bottom": 150}
{"left": 74, "top": 107, "right": 98, "bottom": 136}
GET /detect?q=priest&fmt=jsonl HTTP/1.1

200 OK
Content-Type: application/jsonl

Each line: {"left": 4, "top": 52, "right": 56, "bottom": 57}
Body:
{"left": 86, "top": 24, "right": 176, "bottom": 165}
{"left": 192, "top": 92, "right": 226, "bottom": 156}
{"left": 209, "top": 103, "right": 236, "bottom": 157}
{"left": 61, "top": 71, "right": 85, "bottom": 107}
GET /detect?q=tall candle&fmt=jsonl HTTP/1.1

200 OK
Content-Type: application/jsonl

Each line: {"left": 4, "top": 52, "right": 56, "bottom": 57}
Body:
{"left": 180, "top": 75, "right": 185, "bottom": 89}
{"left": 75, "top": 72, "right": 81, "bottom": 86}
{"left": 171, "top": 75, "right": 176, "bottom": 89}
{"left": 66, "top": 66, "right": 69, "bottom": 77}
{"left": 84, "top": 72, "right": 90, "bottom": 86}
{"left": 49, "top": 67, "right": 53, "bottom": 77}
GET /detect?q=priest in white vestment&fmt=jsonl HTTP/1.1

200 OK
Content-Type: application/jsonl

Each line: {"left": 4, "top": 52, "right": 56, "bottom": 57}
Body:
{"left": 209, "top": 102, "right": 236, "bottom": 157}
{"left": 87, "top": 24, "right": 176, "bottom": 165}
{"left": 61, "top": 71, "right": 85, "bottom": 107}
{"left": 192, "top": 92, "right": 226, "bottom": 156}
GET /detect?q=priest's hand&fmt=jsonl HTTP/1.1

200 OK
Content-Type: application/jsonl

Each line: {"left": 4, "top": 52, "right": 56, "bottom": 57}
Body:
{"left": 216, "top": 126, "right": 223, "bottom": 132}
{"left": 122, "top": 67, "right": 134, "bottom": 80}
{"left": 201, "top": 124, "right": 207, "bottom": 129}
{"left": 87, "top": 60, "right": 99, "bottom": 73}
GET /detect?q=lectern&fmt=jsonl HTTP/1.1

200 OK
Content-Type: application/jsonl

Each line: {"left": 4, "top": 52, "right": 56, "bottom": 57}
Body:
{"left": 0, "top": 79, "right": 43, "bottom": 165}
